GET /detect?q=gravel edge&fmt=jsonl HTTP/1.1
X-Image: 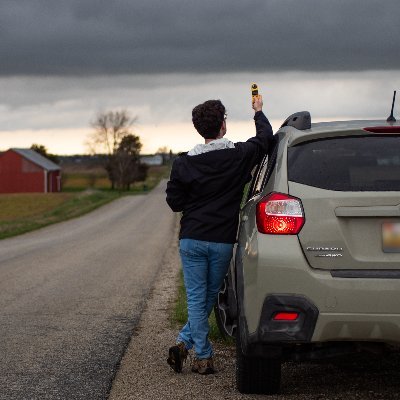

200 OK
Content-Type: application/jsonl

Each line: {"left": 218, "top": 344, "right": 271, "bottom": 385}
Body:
{"left": 108, "top": 217, "right": 245, "bottom": 400}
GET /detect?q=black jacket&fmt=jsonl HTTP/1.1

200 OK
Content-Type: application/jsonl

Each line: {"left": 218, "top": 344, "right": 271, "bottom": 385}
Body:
{"left": 166, "top": 111, "right": 274, "bottom": 244}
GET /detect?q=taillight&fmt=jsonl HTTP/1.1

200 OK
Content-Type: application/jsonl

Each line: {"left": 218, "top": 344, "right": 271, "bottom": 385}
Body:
{"left": 363, "top": 126, "right": 400, "bottom": 133}
{"left": 256, "top": 192, "right": 305, "bottom": 235}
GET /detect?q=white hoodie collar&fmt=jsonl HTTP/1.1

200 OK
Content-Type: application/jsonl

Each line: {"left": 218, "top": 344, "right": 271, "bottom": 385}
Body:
{"left": 187, "top": 138, "right": 235, "bottom": 156}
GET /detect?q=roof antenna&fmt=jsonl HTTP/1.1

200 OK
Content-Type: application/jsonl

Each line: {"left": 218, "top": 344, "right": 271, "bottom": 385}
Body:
{"left": 387, "top": 90, "right": 396, "bottom": 122}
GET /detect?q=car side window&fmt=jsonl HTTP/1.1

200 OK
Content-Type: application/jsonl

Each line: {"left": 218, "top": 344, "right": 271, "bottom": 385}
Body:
{"left": 254, "top": 156, "right": 269, "bottom": 195}
{"left": 244, "top": 140, "right": 279, "bottom": 204}
{"left": 260, "top": 144, "right": 279, "bottom": 190}
{"left": 246, "top": 155, "right": 269, "bottom": 201}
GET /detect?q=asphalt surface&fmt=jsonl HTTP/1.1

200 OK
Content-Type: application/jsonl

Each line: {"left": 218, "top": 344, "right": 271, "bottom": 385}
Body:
{"left": 0, "top": 181, "right": 175, "bottom": 400}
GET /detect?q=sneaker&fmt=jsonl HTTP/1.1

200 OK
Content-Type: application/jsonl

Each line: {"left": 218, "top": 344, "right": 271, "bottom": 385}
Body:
{"left": 167, "top": 342, "right": 188, "bottom": 373}
{"left": 191, "top": 357, "right": 215, "bottom": 375}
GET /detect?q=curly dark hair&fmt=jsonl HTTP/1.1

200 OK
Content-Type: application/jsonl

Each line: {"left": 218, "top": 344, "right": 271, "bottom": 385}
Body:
{"left": 192, "top": 100, "right": 226, "bottom": 139}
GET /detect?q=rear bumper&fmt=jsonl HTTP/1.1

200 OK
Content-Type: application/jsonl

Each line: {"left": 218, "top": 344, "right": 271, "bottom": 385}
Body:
{"left": 313, "top": 313, "right": 400, "bottom": 343}
{"left": 252, "top": 295, "right": 318, "bottom": 343}
{"left": 241, "top": 235, "right": 400, "bottom": 345}
{"left": 247, "top": 294, "right": 400, "bottom": 347}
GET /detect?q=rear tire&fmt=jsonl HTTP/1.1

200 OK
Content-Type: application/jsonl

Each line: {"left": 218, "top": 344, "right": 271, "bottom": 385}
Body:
{"left": 236, "top": 329, "right": 281, "bottom": 394}
{"left": 214, "top": 273, "right": 237, "bottom": 339}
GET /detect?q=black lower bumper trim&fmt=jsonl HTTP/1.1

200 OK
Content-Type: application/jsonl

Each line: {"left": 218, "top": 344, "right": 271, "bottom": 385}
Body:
{"left": 250, "top": 294, "right": 319, "bottom": 343}
{"left": 331, "top": 269, "right": 400, "bottom": 279}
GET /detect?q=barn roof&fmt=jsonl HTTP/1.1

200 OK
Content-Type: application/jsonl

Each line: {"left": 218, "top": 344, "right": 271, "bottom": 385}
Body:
{"left": 11, "top": 148, "right": 60, "bottom": 171}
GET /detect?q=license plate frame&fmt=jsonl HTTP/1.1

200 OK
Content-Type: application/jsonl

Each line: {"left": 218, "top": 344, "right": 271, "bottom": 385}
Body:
{"left": 382, "top": 222, "right": 400, "bottom": 253}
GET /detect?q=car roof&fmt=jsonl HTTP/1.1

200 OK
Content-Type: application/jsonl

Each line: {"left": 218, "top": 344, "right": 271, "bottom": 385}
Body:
{"left": 279, "top": 119, "right": 400, "bottom": 147}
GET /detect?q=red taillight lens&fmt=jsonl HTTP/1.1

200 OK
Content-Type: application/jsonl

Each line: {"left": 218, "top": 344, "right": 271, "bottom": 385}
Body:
{"left": 363, "top": 126, "right": 400, "bottom": 133}
{"left": 256, "top": 192, "right": 305, "bottom": 235}
{"left": 273, "top": 312, "right": 299, "bottom": 321}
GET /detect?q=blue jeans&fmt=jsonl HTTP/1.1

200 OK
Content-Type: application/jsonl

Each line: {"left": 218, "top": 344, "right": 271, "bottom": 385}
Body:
{"left": 177, "top": 239, "right": 234, "bottom": 359}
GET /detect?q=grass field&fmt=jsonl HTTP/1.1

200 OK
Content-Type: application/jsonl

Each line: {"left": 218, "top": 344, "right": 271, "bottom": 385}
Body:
{"left": 0, "top": 193, "right": 73, "bottom": 222}
{"left": 0, "top": 165, "right": 170, "bottom": 240}
{"left": 0, "top": 191, "right": 120, "bottom": 240}
{"left": 62, "top": 165, "right": 170, "bottom": 192}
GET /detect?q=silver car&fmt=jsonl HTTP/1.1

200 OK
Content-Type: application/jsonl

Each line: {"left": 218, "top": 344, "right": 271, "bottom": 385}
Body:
{"left": 215, "top": 110, "right": 400, "bottom": 394}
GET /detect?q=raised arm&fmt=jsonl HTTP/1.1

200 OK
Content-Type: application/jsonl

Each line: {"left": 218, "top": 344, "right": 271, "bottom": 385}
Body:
{"left": 237, "top": 95, "right": 274, "bottom": 164}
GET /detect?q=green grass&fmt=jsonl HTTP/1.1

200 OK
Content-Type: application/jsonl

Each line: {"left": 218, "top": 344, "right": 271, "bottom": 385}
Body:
{"left": 140, "top": 165, "right": 171, "bottom": 191}
{"left": 0, "top": 165, "right": 171, "bottom": 240}
{"left": 0, "top": 193, "right": 73, "bottom": 221}
{"left": 0, "top": 191, "right": 120, "bottom": 240}
{"left": 62, "top": 165, "right": 170, "bottom": 192}
{"left": 172, "top": 270, "right": 229, "bottom": 342}
{"left": 62, "top": 173, "right": 110, "bottom": 191}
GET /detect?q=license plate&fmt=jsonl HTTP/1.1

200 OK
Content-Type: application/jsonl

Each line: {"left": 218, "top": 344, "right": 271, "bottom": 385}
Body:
{"left": 383, "top": 222, "right": 400, "bottom": 253}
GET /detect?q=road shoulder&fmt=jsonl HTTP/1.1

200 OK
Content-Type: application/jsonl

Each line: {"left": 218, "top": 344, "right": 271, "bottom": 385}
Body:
{"left": 109, "top": 219, "right": 238, "bottom": 400}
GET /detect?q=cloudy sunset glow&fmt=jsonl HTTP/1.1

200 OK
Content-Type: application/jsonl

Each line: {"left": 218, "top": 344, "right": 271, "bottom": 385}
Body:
{"left": 0, "top": 1, "right": 399, "bottom": 155}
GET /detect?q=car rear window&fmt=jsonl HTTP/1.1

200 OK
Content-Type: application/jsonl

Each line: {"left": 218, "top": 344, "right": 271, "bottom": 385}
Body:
{"left": 288, "top": 135, "right": 400, "bottom": 191}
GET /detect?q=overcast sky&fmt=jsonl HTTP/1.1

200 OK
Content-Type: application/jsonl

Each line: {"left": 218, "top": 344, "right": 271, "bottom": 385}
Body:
{"left": 0, "top": 0, "right": 399, "bottom": 154}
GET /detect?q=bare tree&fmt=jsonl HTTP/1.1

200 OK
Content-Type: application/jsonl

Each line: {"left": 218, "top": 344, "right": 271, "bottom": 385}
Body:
{"left": 156, "top": 146, "right": 169, "bottom": 154}
{"left": 88, "top": 110, "right": 137, "bottom": 154}
{"left": 156, "top": 146, "right": 170, "bottom": 165}
{"left": 87, "top": 110, "right": 139, "bottom": 189}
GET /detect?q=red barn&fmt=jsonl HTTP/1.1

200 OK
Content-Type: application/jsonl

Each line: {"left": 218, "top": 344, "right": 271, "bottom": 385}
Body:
{"left": 0, "top": 148, "right": 61, "bottom": 193}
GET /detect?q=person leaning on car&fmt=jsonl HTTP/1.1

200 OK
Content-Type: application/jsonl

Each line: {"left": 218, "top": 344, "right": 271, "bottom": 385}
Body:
{"left": 165, "top": 95, "right": 274, "bottom": 375}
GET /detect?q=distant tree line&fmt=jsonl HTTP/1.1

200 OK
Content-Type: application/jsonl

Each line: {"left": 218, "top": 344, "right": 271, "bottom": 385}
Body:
{"left": 30, "top": 144, "right": 59, "bottom": 164}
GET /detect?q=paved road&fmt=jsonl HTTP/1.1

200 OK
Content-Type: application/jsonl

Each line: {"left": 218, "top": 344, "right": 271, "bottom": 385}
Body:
{"left": 0, "top": 181, "right": 176, "bottom": 400}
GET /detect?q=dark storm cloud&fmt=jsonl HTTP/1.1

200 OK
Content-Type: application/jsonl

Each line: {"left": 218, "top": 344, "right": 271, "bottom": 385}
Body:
{"left": 0, "top": 0, "right": 399, "bottom": 76}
